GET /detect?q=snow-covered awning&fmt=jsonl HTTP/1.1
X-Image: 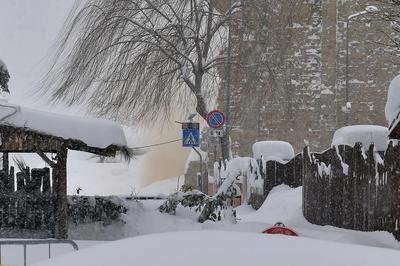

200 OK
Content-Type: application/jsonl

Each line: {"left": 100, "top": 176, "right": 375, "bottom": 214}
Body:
{"left": 0, "top": 101, "right": 128, "bottom": 156}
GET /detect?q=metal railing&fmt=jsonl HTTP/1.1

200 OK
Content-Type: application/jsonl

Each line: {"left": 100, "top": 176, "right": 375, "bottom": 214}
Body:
{"left": 0, "top": 239, "right": 79, "bottom": 266}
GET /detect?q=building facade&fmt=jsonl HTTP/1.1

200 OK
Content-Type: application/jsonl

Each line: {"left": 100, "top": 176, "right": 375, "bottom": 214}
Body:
{"left": 214, "top": 0, "right": 400, "bottom": 158}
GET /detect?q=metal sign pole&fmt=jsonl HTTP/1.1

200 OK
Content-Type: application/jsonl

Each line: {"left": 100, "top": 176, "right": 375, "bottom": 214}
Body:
{"left": 192, "top": 147, "right": 203, "bottom": 192}
{"left": 223, "top": 0, "right": 233, "bottom": 161}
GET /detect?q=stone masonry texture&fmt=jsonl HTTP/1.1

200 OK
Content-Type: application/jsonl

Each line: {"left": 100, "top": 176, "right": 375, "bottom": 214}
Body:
{"left": 212, "top": 0, "right": 400, "bottom": 160}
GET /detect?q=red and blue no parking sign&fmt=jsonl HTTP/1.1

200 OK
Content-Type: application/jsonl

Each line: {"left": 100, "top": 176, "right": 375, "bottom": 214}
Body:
{"left": 206, "top": 110, "right": 225, "bottom": 129}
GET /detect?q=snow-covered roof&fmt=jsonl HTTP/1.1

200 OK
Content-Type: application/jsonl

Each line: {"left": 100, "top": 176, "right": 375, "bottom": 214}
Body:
{"left": 252, "top": 141, "right": 295, "bottom": 162}
{"left": 385, "top": 75, "right": 400, "bottom": 128}
{"left": 332, "top": 125, "right": 388, "bottom": 151}
{"left": 0, "top": 101, "right": 127, "bottom": 149}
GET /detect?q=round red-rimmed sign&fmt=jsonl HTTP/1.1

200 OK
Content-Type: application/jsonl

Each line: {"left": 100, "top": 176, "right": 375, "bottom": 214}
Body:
{"left": 262, "top": 223, "right": 299, "bottom": 236}
{"left": 206, "top": 110, "right": 225, "bottom": 129}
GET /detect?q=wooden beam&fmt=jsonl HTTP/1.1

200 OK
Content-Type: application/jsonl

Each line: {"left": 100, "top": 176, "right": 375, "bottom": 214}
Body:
{"left": 36, "top": 151, "right": 57, "bottom": 168}
{"left": 54, "top": 147, "right": 68, "bottom": 239}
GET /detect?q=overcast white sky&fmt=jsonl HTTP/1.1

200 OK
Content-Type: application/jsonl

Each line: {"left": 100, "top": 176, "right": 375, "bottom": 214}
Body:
{"left": 0, "top": 1, "right": 189, "bottom": 188}
{"left": 0, "top": 0, "right": 75, "bottom": 107}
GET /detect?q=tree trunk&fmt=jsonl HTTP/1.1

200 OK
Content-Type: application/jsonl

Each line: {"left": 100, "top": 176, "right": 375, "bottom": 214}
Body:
{"left": 196, "top": 94, "right": 208, "bottom": 120}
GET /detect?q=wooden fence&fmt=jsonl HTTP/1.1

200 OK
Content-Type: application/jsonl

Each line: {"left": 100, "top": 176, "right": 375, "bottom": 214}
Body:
{"left": 248, "top": 142, "right": 400, "bottom": 241}
{"left": 0, "top": 166, "right": 126, "bottom": 238}
{"left": 248, "top": 154, "right": 303, "bottom": 209}
{"left": 303, "top": 143, "right": 400, "bottom": 239}
{"left": 0, "top": 167, "right": 55, "bottom": 238}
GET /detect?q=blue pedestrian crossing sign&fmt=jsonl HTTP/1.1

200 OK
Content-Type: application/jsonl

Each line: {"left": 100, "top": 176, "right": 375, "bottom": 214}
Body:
{"left": 182, "top": 122, "right": 200, "bottom": 147}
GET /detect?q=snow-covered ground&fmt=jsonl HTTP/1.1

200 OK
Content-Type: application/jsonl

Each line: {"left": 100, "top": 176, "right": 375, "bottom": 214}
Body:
{"left": 0, "top": 240, "right": 102, "bottom": 266}
{"left": 31, "top": 231, "right": 400, "bottom": 266}
{"left": 2, "top": 185, "right": 400, "bottom": 265}
{"left": 240, "top": 185, "right": 400, "bottom": 249}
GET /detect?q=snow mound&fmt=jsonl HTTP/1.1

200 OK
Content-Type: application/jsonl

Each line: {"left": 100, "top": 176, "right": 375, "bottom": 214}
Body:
{"left": 244, "top": 185, "right": 304, "bottom": 225}
{"left": 385, "top": 75, "right": 400, "bottom": 126}
{"left": 332, "top": 125, "right": 388, "bottom": 151}
{"left": 240, "top": 185, "right": 400, "bottom": 249}
{"left": 0, "top": 101, "right": 127, "bottom": 149}
{"left": 32, "top": 230, "right": 400, "bottom": 266}
{"left": 252, "top": 141, "right": 295, "bottom": 162}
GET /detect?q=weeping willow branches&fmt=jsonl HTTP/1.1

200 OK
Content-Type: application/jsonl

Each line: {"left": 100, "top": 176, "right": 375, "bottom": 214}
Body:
{"left": 41, "top": 0, "right": 242, "bottom": 123}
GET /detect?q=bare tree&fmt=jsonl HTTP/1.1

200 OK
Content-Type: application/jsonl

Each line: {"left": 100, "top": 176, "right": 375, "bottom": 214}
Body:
{"left": 374, "top": 1, "right": 400, "bottom": 50}
{"left": 0, "top": 59, "right": 10, "bottom": 93}
{"left": 41, "top": 0, "right": 241, "bottom": 123}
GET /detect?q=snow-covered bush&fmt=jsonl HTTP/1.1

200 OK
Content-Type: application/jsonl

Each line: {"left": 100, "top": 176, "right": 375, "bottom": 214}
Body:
{"left": 214, "top": 157, "right": 262, "bottom": 200}
{"left": 160, "top": 162, "right": 251, "bottom": 223}
{"left": 331, "top": 125, "right": 388, "bottom": 151}
{"left": 252, "top": 141, "right": 295, "bottom": 163}
{"left": 159, "top": 186, "right": 208, "bottom": 215}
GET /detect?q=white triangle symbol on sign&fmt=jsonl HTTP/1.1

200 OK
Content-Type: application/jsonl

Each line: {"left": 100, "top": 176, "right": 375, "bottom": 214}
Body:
{"left": 185, "top": 133, "right": 197, "bottom": 145}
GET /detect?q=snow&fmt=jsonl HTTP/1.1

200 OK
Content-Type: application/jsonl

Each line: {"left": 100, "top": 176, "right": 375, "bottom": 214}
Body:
{"left": 32, "top": 231, "right": 400, "bottom": 266}
{"left": 68, "top": 200, "right": 203, "bottom": 241}
{"left": 72, "top": 185, "right": 400, "bottom": 251}
{"left": 386, "top": 75, "right": 400, "bottom": 129}
{"left": 214, "top": 157, "right": 260, "bottom": 199}
{"left": 0, "top": 101, "right": 127, "bottom": 149}
{"left": 0, "top": 240, "right": 101, "bottom": 266}
{"left": 332, "top": 125, "right": 389, "bottom": 151}
{"left": 241, "top": 185, "right": 400, "bottom": 249}
{"left": 1, "top": 185, "right": 399, "bottom": 265}
{"left": 252, "top": 141, "right": 295, "bottom": 162}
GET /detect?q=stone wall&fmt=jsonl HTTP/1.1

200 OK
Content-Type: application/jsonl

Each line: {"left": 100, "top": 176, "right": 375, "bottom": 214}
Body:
{"left": 214, "top": 0, "right": 400, "bottom": 159}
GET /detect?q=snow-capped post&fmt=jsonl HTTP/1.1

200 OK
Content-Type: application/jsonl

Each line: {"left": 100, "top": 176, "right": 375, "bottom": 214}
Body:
{"left": 0, "top": 59, "right": 10, "bottom": 93}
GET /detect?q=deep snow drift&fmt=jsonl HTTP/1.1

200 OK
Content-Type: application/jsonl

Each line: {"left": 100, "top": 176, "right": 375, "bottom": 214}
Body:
{"left": 240, "top": 185, "right": 400, "bottom": 249}
{"left": 71, "top": 185, "right": 400, "bottom": 250}
{"left": 32, "top": 231, "right": 400, "bottom": 266}
{"left": 3, "top": 185, "right": 400, "bottom": 266}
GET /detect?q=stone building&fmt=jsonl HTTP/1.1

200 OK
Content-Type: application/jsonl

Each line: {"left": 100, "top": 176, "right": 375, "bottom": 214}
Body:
{"left": 214, "top": 0, "right": 400, "bottom": 157}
